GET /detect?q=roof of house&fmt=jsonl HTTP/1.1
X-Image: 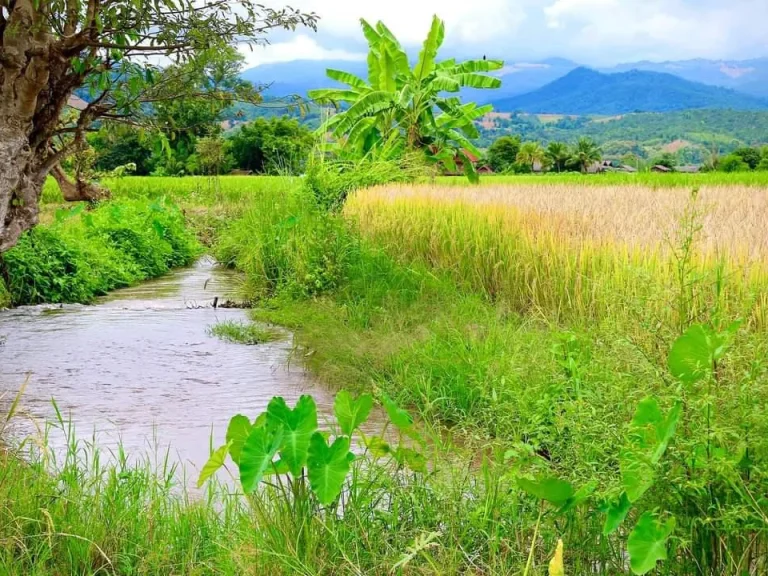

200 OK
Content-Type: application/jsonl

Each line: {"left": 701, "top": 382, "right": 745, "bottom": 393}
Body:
{"left": 652, "top": 165, "right": 673, "bottom": 172}
{"left": 676, "top": 165, "right": 701, "bottom": 173}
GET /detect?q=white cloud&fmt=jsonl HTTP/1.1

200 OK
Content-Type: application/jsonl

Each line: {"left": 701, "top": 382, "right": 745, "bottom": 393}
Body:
{"left": 253, "top": 0, "right": 768, "bottom": 66}
{"left": 240, "top": 35, "right": 366, "bottom": 67}
{"left": 269, "top": 0, "right": 527, "bottom": 46}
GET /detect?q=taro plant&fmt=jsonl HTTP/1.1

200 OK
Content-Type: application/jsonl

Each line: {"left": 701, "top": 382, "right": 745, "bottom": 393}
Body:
{"left": 198, "top": 390, "right": 425, "bottom": 514}
{"left": 517, "top": 319, "right": 740, "bottom": 574}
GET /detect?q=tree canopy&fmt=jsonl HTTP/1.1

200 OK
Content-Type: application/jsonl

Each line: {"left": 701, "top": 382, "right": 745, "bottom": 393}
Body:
{"left": 0, "top": 0, "right": 317, "bottom": 251}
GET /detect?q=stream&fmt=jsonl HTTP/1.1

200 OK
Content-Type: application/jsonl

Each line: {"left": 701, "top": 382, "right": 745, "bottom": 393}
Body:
{"left": 0, "top": 258, "right": 344, "bottom": 483}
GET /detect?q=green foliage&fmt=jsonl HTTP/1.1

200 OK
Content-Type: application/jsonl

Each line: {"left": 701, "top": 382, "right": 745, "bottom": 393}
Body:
{"left": 214, "top": 184, "right": 359, "bottom": 298}
{"left": 307, "top": 433, "right": 355, "bottom": 505}
{"left": 718, "top": 153, "right": 751, "bottom": 172}
{"left": 308, "top": 16, "right": 502, "bottom": 180}
{"left": 627, "top": 513, "right": 676, "bottom": 574}
{"left": 487, "top": 135, "right": 521, "bottom": 173}
{"left": 206, "top": 320, "right": 281, "bottom": 345}
{"left": 229, "top": 117, "right": 314, "bottom": 175}
{"left": 199, "top": 390, "right": 418, "bottom": 510}
{"left": 651, "top": 151, "right": 678, "bottom": 169}
{"left": 570, "top": 137, "right": 602, "bottom": 172}
{"left": 334, "top": 391, "right": 374, "bottom": 436}
{"left": 516, "top": 141, "right": 546, "bottom": 171}
{"left": 0, "top": 278, "right": 10, "bottom": 309}
{"left": 545, "top": 141, "right": 571, "bottom": 172}
{"left": 1, "top": 200, "right": 198, "bottom": 305}
{"left": 303, "top": 157, "right": 424, "bottom": 212}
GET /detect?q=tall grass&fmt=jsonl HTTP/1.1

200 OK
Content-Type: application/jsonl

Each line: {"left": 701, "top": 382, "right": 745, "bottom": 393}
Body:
{"left": 1, "top": 198, "right": 199, "bottom": 305}
{"left": 345, "top": 183, "right": 768, "bottom": 332}
{"left": 438, "top": 171, "right": 768, "bottom": 188}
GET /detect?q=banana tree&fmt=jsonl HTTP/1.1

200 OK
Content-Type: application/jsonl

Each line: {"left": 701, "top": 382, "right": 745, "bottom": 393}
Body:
{"left": 308, "top": 16, "right": 503, "bottom": 182}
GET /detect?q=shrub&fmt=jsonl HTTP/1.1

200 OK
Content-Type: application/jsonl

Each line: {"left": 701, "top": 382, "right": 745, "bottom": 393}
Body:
{"left": 1, "top": 199, "right": 199, "bottom": 305}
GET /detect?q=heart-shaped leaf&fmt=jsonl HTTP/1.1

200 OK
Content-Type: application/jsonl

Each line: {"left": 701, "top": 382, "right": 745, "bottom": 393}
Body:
{"left": 652, "top": 401, "right": 681, "bottom": 464}
{"left": 558, "top": 479, "right": 597, "bottom": 514}
{"left": 226, "top": 414, "right": 252, "bottom": 464}
{"left": 197, "top": 442, "right": 231, "bottom": 488}
{"left": 307, "top": 433, "right": 355, "bottom": 505}
{"left": 334, "top": 390, "right": 373, "bottom": 436}
{"left": 628, "top": 512, "right": 675, "bottom": 574}
{"left": 266, "top": 396, "right": 318, "bottom": 476}
{"left": 668, "top": 324, "right": 713, "bottom": 384}
{"left": 238, "top": 423, "right": 284, "bottom": 493}
{"left": 621, "top": 450, "right": 655, "bottom": 503}
{"left": 365, "top": 435, "right": 391, "bottom": 458}
{"left": 517, "top": 476, "right": 575, "bottom": 505}
{"left": 381, "top": 393, "right": 413, "bottom": 430}
{"left": 602, "top": 492, "right": 632, "bottom": 535}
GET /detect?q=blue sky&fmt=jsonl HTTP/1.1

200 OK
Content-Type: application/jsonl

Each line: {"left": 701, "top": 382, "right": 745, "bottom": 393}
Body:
{"left": 243, "top": 0, "right": 768, "bottom": 67}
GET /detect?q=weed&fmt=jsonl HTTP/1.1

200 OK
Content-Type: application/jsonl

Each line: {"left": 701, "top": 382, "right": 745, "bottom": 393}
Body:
{"left": 207, "top": 320, "right": 281, "bottom": 345}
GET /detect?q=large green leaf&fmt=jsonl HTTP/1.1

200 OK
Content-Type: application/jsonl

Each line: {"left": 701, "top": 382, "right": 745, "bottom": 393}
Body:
{"left": 628, "top": 513, "right": 676, "bottom": 575}
{"left": 307, "top": 433, "right": 355, "bottom": 505}
{"left": 266, "top": 395, "right": 318, "bottom": 477}
{"left": 455, "top": 73, "right": 502, "bottom": 89}
{"left": 652, "top": 401, "right": 681, "bottom": 464}
{"left": 602, "top": 492, "right": 632, "bottom": 535}
{"left": 517, "top": 476, "right": 575, "bottom": 504}
{"left": 334, "top": 390, "right": 374, "bottom": 436}
{"left": 325, "top": 69, "right": 369, "bottom": 91}
{"left": 333, "top": 91, "right": 394, "bottom": 134}
{"left": 381, "top": 393, "right": 413, "bottom": 431}
{"left": 307, "top": 88, "right": 360, "bottom": 104}
{"left": 378, "top": 47, "right": 397, "bottom": 94}
{"left": 226, "top": 414, "right": 252, "bottom": 464}
{"left": 414, "top": 15, "right": 445, "bottom": 80}
{"left": 238, "top": 423, "right": 284, "bottom": 493}
{"left": 668, "top": 324, "right": 714, "bottom": 383}
{"left": 453, "top": 59, "right": 504, "bottom": 73}
{"left": 360, "top": 18, "right": 382, "bottom": 48}
{"left": 197, "top": 442, "right": 231, "bottom": 488}
{"left": 621, "top": 450, "right": 655, "bottom": 503}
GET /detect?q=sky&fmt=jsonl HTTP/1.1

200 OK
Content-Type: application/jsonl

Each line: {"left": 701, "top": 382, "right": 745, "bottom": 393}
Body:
{"left": 242, "top": 0, "right": 768, "bottom": 68}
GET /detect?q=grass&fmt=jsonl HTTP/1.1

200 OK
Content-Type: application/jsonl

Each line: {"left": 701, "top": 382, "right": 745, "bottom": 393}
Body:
{"left": 345, "top": 183, "right": 768, "bottom": 332}
{"left": 438, "top": 170, "right": 768, "bottom": 187}
{"left": 1, "top": 198, "right": 199, "bottom": 305}
{"left": 207, "top": 320, "right": 281, "bottom": 345}
{"left": 4, "top": 172, "right": 768, "bottom": 574}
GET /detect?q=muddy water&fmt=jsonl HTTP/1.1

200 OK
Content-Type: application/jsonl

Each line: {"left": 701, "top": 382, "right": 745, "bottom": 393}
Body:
{"left": 0, "top": 258, "right": 343, "bottom": 480}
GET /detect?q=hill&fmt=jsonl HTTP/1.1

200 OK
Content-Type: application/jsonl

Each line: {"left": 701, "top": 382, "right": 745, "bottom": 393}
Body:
{"left": 490, "top": 68, "right": 768, "bottom": 115}
{"left": 605, "top": 58, "right": 768, "bottom": 98}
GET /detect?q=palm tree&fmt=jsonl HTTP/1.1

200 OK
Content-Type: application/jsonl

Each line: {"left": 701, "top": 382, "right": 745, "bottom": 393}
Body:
{"left": 546, "top": 141, "right": 570, "bottom": 173}
{"left": 516, "top": 141, "right": 546, "bottom": 172}
{"left": 571, "top": 137, "right": 602, "bottom": 173}
{"left": 307, "top": 16, "right": 503, "bottom": 181}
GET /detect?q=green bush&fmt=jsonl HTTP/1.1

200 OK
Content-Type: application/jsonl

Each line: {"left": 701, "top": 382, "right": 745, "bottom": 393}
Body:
{"left": 1, "top": 199, "right": 199, "bottom": 305}
{"left": 303, "top": 157, "right": 426, "bottom": 212}
{"left": 216, "top": 186, "right": 358, "bottom": 299}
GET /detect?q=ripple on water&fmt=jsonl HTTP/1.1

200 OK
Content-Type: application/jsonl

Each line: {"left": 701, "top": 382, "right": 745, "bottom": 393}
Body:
{"left": 0, "top": 258, "right": 353, "bottom": 486}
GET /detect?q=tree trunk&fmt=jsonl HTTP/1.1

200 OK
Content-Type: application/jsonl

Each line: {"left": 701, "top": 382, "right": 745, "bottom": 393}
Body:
{"left": 50, "top": 164, "right": 109, "bottom": 203}
{"left": 0, "top": 130, "right": 47, "bottom": 252}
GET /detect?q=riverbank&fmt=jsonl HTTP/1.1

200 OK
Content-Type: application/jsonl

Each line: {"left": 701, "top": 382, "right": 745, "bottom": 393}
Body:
{"left": 2, "top": 173, "right": 768, "bottom": 574}
{"left": 0, "top": 198, "right": 199, "bottom": 306}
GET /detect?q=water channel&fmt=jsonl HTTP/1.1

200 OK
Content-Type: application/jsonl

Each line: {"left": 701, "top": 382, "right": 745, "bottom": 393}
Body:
{"left": 0, "top": 258, "right": 343, "bottom": 483}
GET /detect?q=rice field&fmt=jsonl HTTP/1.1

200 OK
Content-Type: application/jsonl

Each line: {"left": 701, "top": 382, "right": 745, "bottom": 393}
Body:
{"left": 346, "top": 182, "right": 768, "bottom": 331}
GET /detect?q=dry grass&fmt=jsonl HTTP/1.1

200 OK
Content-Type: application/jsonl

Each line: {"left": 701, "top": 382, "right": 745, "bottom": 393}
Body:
{"left": 345, "top": 183, "right": 768, "bottom": 330}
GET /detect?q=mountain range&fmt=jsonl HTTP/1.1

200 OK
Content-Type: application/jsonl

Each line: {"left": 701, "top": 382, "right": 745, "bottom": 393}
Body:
{"left": 242, "top": 56, "right": 768, "bottom": 115}
{"left": 489, "top": 68, "right": 768, "bottom": 115}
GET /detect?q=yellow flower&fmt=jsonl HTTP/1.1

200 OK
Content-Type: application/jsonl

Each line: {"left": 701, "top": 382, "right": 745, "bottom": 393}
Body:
{"left": 549, "top": 539, "right": 564, "bottom": 576}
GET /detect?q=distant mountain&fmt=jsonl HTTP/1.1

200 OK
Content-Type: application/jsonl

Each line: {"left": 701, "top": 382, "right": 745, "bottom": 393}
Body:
{"left": 241, "top": 59, "right": 369, "bottom": 98}
{"left": 490, "top": 68, "right": 768, "bottom": 115}
{"left": 240, "top": 58, "right": 579, "bottom": 102}
{"left": 604, "top": 58, "right": 768, "bottom": 98}
{"left": 242, "top": 56, "right": 768, "bottom": 102}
